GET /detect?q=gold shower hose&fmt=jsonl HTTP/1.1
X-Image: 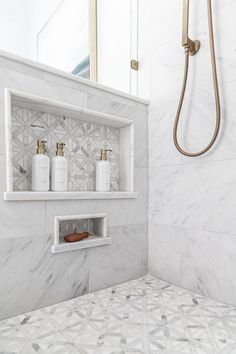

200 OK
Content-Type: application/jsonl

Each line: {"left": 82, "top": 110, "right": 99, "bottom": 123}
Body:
{"left": 173, "top": 0, "right": 221, "bottom": 157}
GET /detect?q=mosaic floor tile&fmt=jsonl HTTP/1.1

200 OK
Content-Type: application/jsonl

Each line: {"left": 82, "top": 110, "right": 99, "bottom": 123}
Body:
{"left": 0, "top": 275, "right": 236, "bottom": 353}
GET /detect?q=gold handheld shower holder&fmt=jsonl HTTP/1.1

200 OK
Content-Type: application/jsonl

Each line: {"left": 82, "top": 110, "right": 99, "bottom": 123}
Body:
{"left": 173, "top": 0, "right": 221, "bottom": 157}
{"left": 184, "top": 38, "right": 200, "bottom": 56}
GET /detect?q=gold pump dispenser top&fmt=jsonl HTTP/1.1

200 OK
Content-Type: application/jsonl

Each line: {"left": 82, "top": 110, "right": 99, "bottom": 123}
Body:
{"left": 37, "top": 140, "right": 47, "bottom": 154}
{"left": 56, "top": 143, "right": 66, "bottom": 156}
{"left": 100, "top": 149, "right": 112, "bottom": 161}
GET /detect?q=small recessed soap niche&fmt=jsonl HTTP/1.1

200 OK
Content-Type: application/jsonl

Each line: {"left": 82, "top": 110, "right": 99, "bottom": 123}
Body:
{"left": 51, "top": 213, "right": 110, "bottom": 253}
{"left": 4, "top": 89, "right": 135, "bottom": 201}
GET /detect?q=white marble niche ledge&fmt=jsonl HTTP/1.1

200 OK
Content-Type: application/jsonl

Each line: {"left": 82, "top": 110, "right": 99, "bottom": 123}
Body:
{"left": 51, "top": 213, "right": 110, "bottom": 254}
{"left": 4, "top": 88, "right": 135, "bottom": 201}
{"left": 4, "top": 191, "right": 137, "bottom": 201}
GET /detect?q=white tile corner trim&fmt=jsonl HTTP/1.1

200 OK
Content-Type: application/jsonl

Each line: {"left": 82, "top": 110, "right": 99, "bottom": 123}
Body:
{"left": 4, "top": 88, "right": 135, "bottom": 199}
{"left": 51, "top": 213, "right": 110, "bottom": 254}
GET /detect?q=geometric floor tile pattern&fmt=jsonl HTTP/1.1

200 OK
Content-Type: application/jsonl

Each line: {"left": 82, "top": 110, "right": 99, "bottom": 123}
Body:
{"left": 0, "top": 275, "right": 236, "bottom": 354}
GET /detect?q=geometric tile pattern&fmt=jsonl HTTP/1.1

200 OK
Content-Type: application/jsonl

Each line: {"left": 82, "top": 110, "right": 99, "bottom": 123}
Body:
{"left": 0, "top": 275, "right": 236, "bottom": 354}
{"left": 59, "top": 219, "right": 94, "bottom": 240}
{"left": 11, "top": 105, "right": 120, "bottom": 191}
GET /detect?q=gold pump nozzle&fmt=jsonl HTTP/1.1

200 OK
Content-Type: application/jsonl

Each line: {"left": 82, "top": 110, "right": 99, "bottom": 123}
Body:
{"left": 37, "top": 140, "right": 47, "bottom": 154}
{"left": 56, "top": 143, "right": 66, "bottom": 156}
{"left": 100, "top": 149, "right": 112, "bottom": 161}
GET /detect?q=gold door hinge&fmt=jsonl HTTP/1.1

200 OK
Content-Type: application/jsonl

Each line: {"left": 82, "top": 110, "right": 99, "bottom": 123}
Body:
{"left": 131, "top": 59, "right": 139, "bottom": 71}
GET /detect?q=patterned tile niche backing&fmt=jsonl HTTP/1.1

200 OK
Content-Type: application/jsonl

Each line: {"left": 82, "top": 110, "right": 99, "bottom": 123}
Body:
{"left": 59, "top": 219, "right": 94, "bottom": 241}
{"left": 11, "top": 106, "right": 120, "bottom": 191}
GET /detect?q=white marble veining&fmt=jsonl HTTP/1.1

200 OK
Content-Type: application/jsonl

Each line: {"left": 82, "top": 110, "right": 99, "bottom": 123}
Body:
{"left": 89, "top": 223, "right": 148, "bottom": 292}
{"left": 1, "top": 275, "right": 236, "bottom": 354}
{"left": 0, "top": 235, "right": 89, "bottom": 320}
{"left": 148, "top": 224, "right": 183, "bottom": 288}
{"left": 149, "top": 223, "right": 236, "bottom": 307}
{"left": 149, "top": 160, "right": 236, "bottom": 235}
{"left": 0, "top": 155, "right": 46, "bottom": 239}
{"left": 149, "top": 81, "right": 236, "bottom": 167}
{"left": 0, "top": 222, "right": 147, "bottom": 321}
{"left": 0, "top": 49, "right": 149, "bottom": 105}
{"left": 181, "top": 227, "right": 236, "bottom": 306}
{"left": 140, "top": 0, "right": 236, "bottom": 306}
{"left": 0, "top": 53, "right": 148, "bottom": 319}
{"left": 148, "top": 105, "right": 181, "bottom": 167}
{"left": 44, "top": 167, "right": 148, "bottom": 233}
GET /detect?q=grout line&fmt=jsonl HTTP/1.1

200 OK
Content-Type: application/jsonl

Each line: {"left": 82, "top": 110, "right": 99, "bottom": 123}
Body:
{"left": 147, "top": 108, "right": 150, "bottom": 274}
{"left": 149, "top": 222, "right": 236, "bottom": 238}
{"left": 149, "top": 272, "right": 235, "bottom": 308}
{"left": 87, "top": 248, "right": 91, "bottom": 294}
{"left": 149, "top": 77, "right": 235, "bottom": 112}
{"left": 149, "top": 156, "right": 236, "bottom": 169}
{"left": 44, "top": 201, "right": 47, "bottom": 235}
{"left": 0, "top": 50, "right": 149, "bottom": 106}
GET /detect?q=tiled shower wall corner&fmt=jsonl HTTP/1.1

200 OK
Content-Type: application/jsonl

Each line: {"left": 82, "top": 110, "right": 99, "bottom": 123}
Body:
{"left": 0, "top": 54, "right": 148, "bottom": 320}
{"left": 138, "top": 0, "right": 236, "bottom": 306}
{"left": 12, "top": 105, "right": 119, "bottom": 191}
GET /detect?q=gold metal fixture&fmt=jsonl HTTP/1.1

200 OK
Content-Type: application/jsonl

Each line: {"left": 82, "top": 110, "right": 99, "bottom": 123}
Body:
{"left": 89, "top": 0, "right": 98, "bottom": 81}
{"left": 100, "top": 149, "right": 112, "bottom": 161}
{"left": 182, "top": 0, "right": 200, "bottom": 56}
{"left": 37, "top": 140, "right": 47, "bottom": 154}
{"left": 56, "top": 142, "right": 66, "bottom": 156}
{"left": 131, "top": 59, "right": 139, "bottom": 71}
{"left": 173, "top": 0, "right": 221, "bottom": 157}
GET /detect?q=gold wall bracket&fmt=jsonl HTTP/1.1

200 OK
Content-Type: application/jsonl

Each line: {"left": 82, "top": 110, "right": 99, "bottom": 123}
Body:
{"left": 131, "top": 59, "right": 139, "bottom": 71}
{"left": 184, "top": 39, "right": 201, "bottom": 56}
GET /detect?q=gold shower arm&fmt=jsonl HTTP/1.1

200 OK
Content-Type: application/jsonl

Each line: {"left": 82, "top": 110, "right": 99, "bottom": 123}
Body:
{"left": 182, "top": 0, "right": 200, "bottom": 55}
{"left": 182, "top": 0, "right": 189, "bottom": 46}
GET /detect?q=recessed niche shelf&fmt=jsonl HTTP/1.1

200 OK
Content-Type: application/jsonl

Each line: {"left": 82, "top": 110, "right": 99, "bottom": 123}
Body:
{"left": 4, "top": 88, "right": 136, "bottom": 201}
{"left": 51, "top": 213, "right": 110, "bottom": 254}
{"left": 4, "top": 191, "right": 137, "bottom": 201}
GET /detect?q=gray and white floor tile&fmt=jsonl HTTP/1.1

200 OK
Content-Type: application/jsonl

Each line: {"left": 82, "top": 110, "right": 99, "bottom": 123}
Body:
{"left": 0, "top": 275, "right": 236, "bottom": 353}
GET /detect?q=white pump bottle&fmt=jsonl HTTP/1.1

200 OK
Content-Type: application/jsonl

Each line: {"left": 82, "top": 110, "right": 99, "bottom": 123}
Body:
{"left": 51, "top": 143, "right": 68, "bottom": 192}
{"left": 96, "top": 149, "right": 112, "bottom": 192}
{"left": 32, "top": 140, "right": 50, "bottom": 191}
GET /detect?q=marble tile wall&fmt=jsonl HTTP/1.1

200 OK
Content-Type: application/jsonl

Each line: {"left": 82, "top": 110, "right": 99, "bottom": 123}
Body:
{"left": 138, "top": 0, "right": 236, "bottom": 306}
{"left": 0, "top": 53, "right": 148, "bottom": 320}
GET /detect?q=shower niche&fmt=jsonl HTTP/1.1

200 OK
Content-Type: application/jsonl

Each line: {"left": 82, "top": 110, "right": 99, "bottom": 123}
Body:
{"left": 4, "top": 89, "right": 136, "bottom": 201}
{"left": 51, "top": 213, "right": 110, "bottom": 253}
